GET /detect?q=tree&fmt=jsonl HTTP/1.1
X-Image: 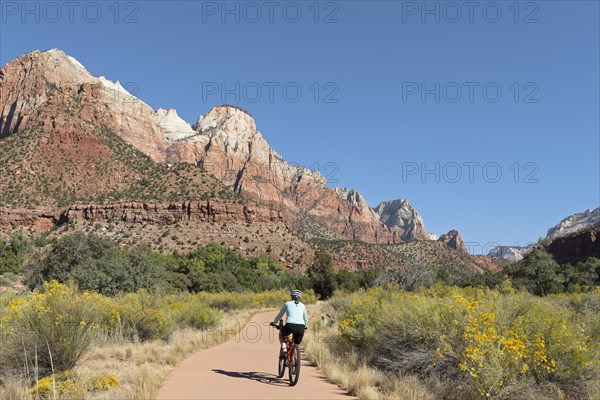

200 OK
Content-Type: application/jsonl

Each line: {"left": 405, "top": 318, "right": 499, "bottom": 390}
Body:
{"left": 508, "top": 247, "right": 564, "bottom": 295}
{"left": 26, "top": 233, "right": 165, "bottom": 296}
{"left": 335, "top": 269, "right": 360, "bottom": 292}
{"left": 563, "top": 257, "right": 600, "bottom": 291}
{"left": 308, "top": 248, "right": 336, "bottom": 299}
{"left": 0, "top": 232, "right": 29, "bottom": 275}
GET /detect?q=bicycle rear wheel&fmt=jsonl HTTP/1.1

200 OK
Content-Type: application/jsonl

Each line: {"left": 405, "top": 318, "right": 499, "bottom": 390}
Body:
{"left": 288, "top": 344, "right": 301, "bottom": 386}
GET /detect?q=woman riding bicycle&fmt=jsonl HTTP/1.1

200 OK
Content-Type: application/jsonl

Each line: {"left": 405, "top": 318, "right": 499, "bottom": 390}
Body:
{"left": 270, "top": 289, "right": 308, "bottom": 354}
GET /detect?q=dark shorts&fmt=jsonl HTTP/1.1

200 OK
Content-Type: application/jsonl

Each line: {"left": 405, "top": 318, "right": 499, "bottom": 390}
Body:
{"left": 281, "top": 323, "right": 306, "bottom": 344}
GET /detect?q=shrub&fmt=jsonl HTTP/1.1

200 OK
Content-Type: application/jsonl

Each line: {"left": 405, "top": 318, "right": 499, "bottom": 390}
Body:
{"left": 90, "top": 373, "right": 119, "bottom": 391}
{"left": 331, "top": 285, "right": 600, "bottom": 399}
{"left": 116, "top": 290, "right": 174, "bottom": 341}
{"left": 163, "top": 294, "right": 221, "bottom": 329}
{"left": 31, "top": 369, "right": 83, "bottom": 399}
{"left": 507, "top": 248, "right": 598, "bottom": 295}
{"left": 0, "top": 233, "right": 28, "bottom": 275}
{"left": 0, "top": 281, "right": 100, "bottom": 377}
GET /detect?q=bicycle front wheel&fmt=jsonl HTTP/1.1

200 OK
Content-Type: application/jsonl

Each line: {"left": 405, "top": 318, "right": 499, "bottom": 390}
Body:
{"left": 288, "top": 344, "right": 301, "bottom": 386}
{"left": 278, "top": 354, "right": 286, "bottom": 378}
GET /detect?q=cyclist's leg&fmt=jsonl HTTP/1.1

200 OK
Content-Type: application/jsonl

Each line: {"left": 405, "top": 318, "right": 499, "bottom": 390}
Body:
{"left": 280, "top": 325, "right": 293, "bottom": 349}
{"left": 289, "top": 324, "right": 305, "bottom": 344}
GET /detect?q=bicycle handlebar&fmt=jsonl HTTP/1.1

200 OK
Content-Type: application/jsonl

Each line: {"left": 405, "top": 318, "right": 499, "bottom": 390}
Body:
{"left": 270, "top": 320, "right": 308, "bottom": 330}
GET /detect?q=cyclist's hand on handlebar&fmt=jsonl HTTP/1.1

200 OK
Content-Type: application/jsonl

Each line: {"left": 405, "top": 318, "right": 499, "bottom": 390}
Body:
{"left": 305, "top": 326, "right": 308, "bottom": 330}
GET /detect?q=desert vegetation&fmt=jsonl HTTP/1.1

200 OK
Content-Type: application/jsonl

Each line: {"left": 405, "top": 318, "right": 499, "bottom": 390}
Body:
{"left": 306, "top": 284, "right": 600, "bottom": 400}
{"left": 0, "top": 125, "right": 240, "bottom": 208}
{"left": 0, "top": 280, "right": 315, "bottom": 399}
{"left": 1, "top": 231, "right": 598, "bottom": 399}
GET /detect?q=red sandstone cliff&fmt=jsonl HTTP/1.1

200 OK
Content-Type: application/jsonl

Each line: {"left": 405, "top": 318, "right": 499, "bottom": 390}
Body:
{"left": 0, "top": 49, "right": 412, "bottom": 243}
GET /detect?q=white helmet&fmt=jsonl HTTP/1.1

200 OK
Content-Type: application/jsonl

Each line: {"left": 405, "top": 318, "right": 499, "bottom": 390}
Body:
{"left": 291, "top": 289, "right": 302, "bottom": 300}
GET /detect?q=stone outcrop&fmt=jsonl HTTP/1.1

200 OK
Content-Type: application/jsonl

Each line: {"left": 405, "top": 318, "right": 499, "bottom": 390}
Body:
{"left": 487, "top": 245, "right": 534, "bottom": 262}
{"left": 546, "top": 228, "right": 600, "bottom": 264}
{"left": 156, "top": 108, "right": 196, "bottom": 141}
{"left": 0, "top": 207, "right": 62, "bottom": 231}
{"left": 546, "top": 207, "right": 600, "bottom": 240}
{"left": 438, "top": 229, "right": 467, "bottom": 252}
{"left": 373, "top": 198, "right": 429, "bottom": 241}
{"left": 65, "top": 201, "right": 285, "bottom": 225}
{"left": 0, "top": 201, "right": 284, "bottom": 230}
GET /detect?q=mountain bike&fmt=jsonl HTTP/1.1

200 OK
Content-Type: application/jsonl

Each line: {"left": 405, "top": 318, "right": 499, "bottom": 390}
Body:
{"left": 271, "top": 319, "right": 302, "bottom": 386}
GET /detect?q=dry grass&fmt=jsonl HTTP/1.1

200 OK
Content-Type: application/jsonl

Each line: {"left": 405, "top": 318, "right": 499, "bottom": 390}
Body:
{"left": 84, "top": 309, "right": 256, "bottom": 400}
{"left": 0, "top": 309, "right": 256, "bottom": 400}
{"left": 0, "top": 376, "right": 32, "bottom": 400}
{"left": 303, "top": 304, "right": 434, "bottom": 400}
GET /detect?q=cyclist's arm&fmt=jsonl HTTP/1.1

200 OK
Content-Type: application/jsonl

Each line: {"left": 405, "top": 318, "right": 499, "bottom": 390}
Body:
{"left": 272, "top": 304, "right": 286, "bottom": 325}
{"left": 303, "top": 305, "right": 308, "bottom": 326}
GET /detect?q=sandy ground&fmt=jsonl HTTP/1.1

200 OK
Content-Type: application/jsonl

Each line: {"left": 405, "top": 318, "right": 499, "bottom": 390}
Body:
{"left": 157, "top": 310, "right": 354, "bottom": 400}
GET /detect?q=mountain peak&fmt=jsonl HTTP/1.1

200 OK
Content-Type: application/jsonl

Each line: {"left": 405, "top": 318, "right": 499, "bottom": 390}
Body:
{"left": 197, "top": 105, "right": 257, "bottom": 134}
{"left": 373, "top": 198, "right": 429, "bottom": 241}
{"left": 156, "top": 108, "right": 196, "bottom": 141}
{"left": 438, "top": 229, "right": 467, "bottom": 252}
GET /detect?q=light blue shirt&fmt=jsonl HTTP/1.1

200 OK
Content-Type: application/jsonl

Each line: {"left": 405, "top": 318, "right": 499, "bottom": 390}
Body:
{"left": 273, "top": 300, "right": 308, "bottom": 326}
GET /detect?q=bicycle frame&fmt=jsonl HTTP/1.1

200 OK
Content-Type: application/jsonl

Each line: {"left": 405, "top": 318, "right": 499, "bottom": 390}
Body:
{"left": 274, "top": 319, "right": 301, "bottom": 386}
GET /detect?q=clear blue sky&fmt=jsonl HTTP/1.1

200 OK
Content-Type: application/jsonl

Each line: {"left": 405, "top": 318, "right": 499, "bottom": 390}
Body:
{"left": 1, "top": 1, "right": 598, "bottom": 253}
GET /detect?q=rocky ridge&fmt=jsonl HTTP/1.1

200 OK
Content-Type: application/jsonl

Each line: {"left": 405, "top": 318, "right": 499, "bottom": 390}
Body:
{"left": 0, "top": 48, "right": 489, "bottom": 276}
{"left": 546, "top": 207, "right": 600, "bottom": 240}
{"left": 0, "top": 49, "right": 405, "bottom": 244}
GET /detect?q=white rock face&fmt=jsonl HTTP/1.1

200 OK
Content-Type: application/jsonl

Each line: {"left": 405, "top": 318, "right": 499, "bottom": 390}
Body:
{"left": 546, "top": 207, "right": 600, "bottom": 240}
{"left": 37, "top": 49, "right": 167, "bottom": 160}
{"left": 192, "top": 106, "right": 327, "bottom": 187}
{"left": 333, "top": 187, "right": 386, "bottom": 228}
{"left": 98, "top": 76, "right": 138, "bottom": 100}
{"left": 334, "top": 187, "right": 371, "bottom": 211}
{"left": 487, "top": 245, "right": 534, "bottom": 262}
{"left": 156, "top": 108, "right": 197, "bottom": 141}
{"left": 428, "top": 233, "right": 439, "bottom": 240}
{"left": 373, "top": 198, "right": 430, "bottom": 241}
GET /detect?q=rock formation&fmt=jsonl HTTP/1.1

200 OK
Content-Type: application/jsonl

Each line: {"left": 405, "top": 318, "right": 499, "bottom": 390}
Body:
{"left": 546, "top": 207, "right": 600, "bottom": 240}
{"left": 0, "top": 49, "right": 168, "bottom": 161}
{"left": 487, "top": 245, "right": 534, "bottom": 262}
{"left": 373, "top": 198, "right": 430, "bottom": 241}
{"left": 438, "top": 229, "right": 467, "bottom": 252}
{"left": 0, "top": 49, "right": 438, "bottom": 245}
{"left": 547, "top": 228, "right": 600, "bottom": 264}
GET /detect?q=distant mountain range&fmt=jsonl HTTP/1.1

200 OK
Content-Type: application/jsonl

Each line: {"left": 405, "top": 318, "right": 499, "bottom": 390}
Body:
{"left": 0, "top": 49, "right": 484, "bottom": 271}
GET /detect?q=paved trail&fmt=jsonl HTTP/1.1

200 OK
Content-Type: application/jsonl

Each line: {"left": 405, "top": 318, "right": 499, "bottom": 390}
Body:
{"left": 157, "top": 311, "right": 354, "bottom": 400}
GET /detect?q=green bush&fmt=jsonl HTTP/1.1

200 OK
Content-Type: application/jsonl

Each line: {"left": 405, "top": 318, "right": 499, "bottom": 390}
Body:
{"left": 116, "top": 290, "right": 174, "bottom": 341}
{"left": 507, "top": 248, "right": 599, "bottom": 295}
{"left": 163, "top": 295, "right": 221, "bottom": 329}
{"left": 0, "top": 232, "right": 28, "bottom": 275}
{"left": 25, "top": 233, "right": 166, "bottom": 296}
